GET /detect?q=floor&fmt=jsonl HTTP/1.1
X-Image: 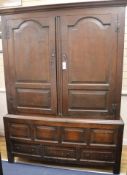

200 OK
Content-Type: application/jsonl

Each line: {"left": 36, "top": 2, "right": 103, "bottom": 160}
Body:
{"left": 0, "top": 136, "right": 127, "bottom": 174}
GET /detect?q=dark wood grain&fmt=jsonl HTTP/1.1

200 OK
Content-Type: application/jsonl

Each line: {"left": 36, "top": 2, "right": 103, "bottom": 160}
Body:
{"left": 1, "top": 1, "right": 126, "bottom": 174}
{"left": 4, "top": 115, "right": 124, "bottom": 174}
{"left": 2, "top": 13, "right": 57, "bottom": 115}
{"left": 61, "top": 10, "right": 117, "bottom": 117}
{"left": 2, "top": 6, "right": 125, "bottom": 119}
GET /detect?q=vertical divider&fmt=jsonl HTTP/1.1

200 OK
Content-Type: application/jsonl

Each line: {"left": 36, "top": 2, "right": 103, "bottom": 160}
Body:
{"left": 55, "top": 16, "right": 63, "bottom": 116}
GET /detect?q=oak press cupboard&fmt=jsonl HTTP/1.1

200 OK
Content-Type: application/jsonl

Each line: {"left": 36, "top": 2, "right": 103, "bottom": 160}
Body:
{"left": 0, "top": 0, "right": 126, "bottom": 174}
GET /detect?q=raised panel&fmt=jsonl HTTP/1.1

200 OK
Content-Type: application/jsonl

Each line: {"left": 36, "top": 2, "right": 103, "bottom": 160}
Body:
{"left": 12, "top": 143, "right": 39, "bottom": 155}
{"left": 69, "top": 90, "right": 108, "bottom": 110}
{"left": 13, "top": 20, "right": 50, "bottom": 83}
{"left": 62, "top": 128, "right": 87, "bottom": 144}
{"left": 80, "top": 150, "right": 115, "bottom": 161}
{"left": 68, "top": 17, "right": 111, "bottom": 84}
{"left": 43, "top": 146, "right": 76, "bottom": 160}
{"left": 16, "top": 88, "right": 51, "bottom": 108}
{"left": 9, "top": 123, "right": 31, "bottom": 139}
{"left": 34, "top": 126, "right": 59, "bottom": 142}
{"left": 90, "top": 129, "right": 116, "bottom": 145}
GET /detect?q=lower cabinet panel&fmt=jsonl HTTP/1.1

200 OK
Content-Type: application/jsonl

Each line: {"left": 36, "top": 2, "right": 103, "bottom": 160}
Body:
{"left": 80, "top": 150, "right": 115, "bottom": 162}
{"left": 42, "top": 146, "right": 77, "bottom": 160}
{"left": 4, "top": 115, "right": 124, "bottom": 174}
{"left": 12, "top": 143, "right": 40, "bottom": 156}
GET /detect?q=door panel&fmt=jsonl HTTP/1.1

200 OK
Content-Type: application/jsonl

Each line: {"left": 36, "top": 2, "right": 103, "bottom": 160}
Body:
{"left": 14, "top": 21, "right": 50, "bottom": 82}
{"left": 69, "top": 90, "right": 108, "bottom": 110}
{"left": 6, "top": 14, "right": 57, "bottom": 115}
{"left": 61, "top": 13, "right": 117, "bottom": 117}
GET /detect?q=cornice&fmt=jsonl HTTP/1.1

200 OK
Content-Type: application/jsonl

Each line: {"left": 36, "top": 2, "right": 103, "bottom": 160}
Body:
{"left": 0, "top": 0, "right": 127, "bottom": 15}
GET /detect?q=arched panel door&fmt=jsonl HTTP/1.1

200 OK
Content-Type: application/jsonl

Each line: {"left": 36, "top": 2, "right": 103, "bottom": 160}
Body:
{"left": 5, "top": 14, "right": 57, "bottom": 115}
{"left": 61, "top": 14, "right": 117, "bottom": 118}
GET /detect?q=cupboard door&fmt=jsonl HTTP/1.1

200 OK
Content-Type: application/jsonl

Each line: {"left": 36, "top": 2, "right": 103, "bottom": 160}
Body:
{"left": 61, "top": 13, "right": 117, "bottom": 118}
{"left": 3, "top": 14, "right": 57, "bottom": 115}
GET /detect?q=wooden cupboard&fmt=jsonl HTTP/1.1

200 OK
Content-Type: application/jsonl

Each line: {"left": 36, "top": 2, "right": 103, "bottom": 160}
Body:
{"left": 0, "top": 0, "right": 126, "bottom": 174}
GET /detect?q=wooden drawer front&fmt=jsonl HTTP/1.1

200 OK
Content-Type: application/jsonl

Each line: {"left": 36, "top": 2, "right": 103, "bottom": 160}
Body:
{"left": 34, "top": 126, "right": 59, "bottom": 142}
{"left": 80, "top": 150, "right": 115, "bottom": 162}
{"left": 12, "top": 143, "right": 39, "bottom": 155}
{"left": 62, "top": 128, "right": 87, "bottom": 144}
{"left": 90, "top": 129, "right": 116, "bottom": 146}
{"left": 9, "top": 123, "right": 31, "bottom": 139}
{"left": 43, "top": 146, "right": 76, "bottom": 160}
